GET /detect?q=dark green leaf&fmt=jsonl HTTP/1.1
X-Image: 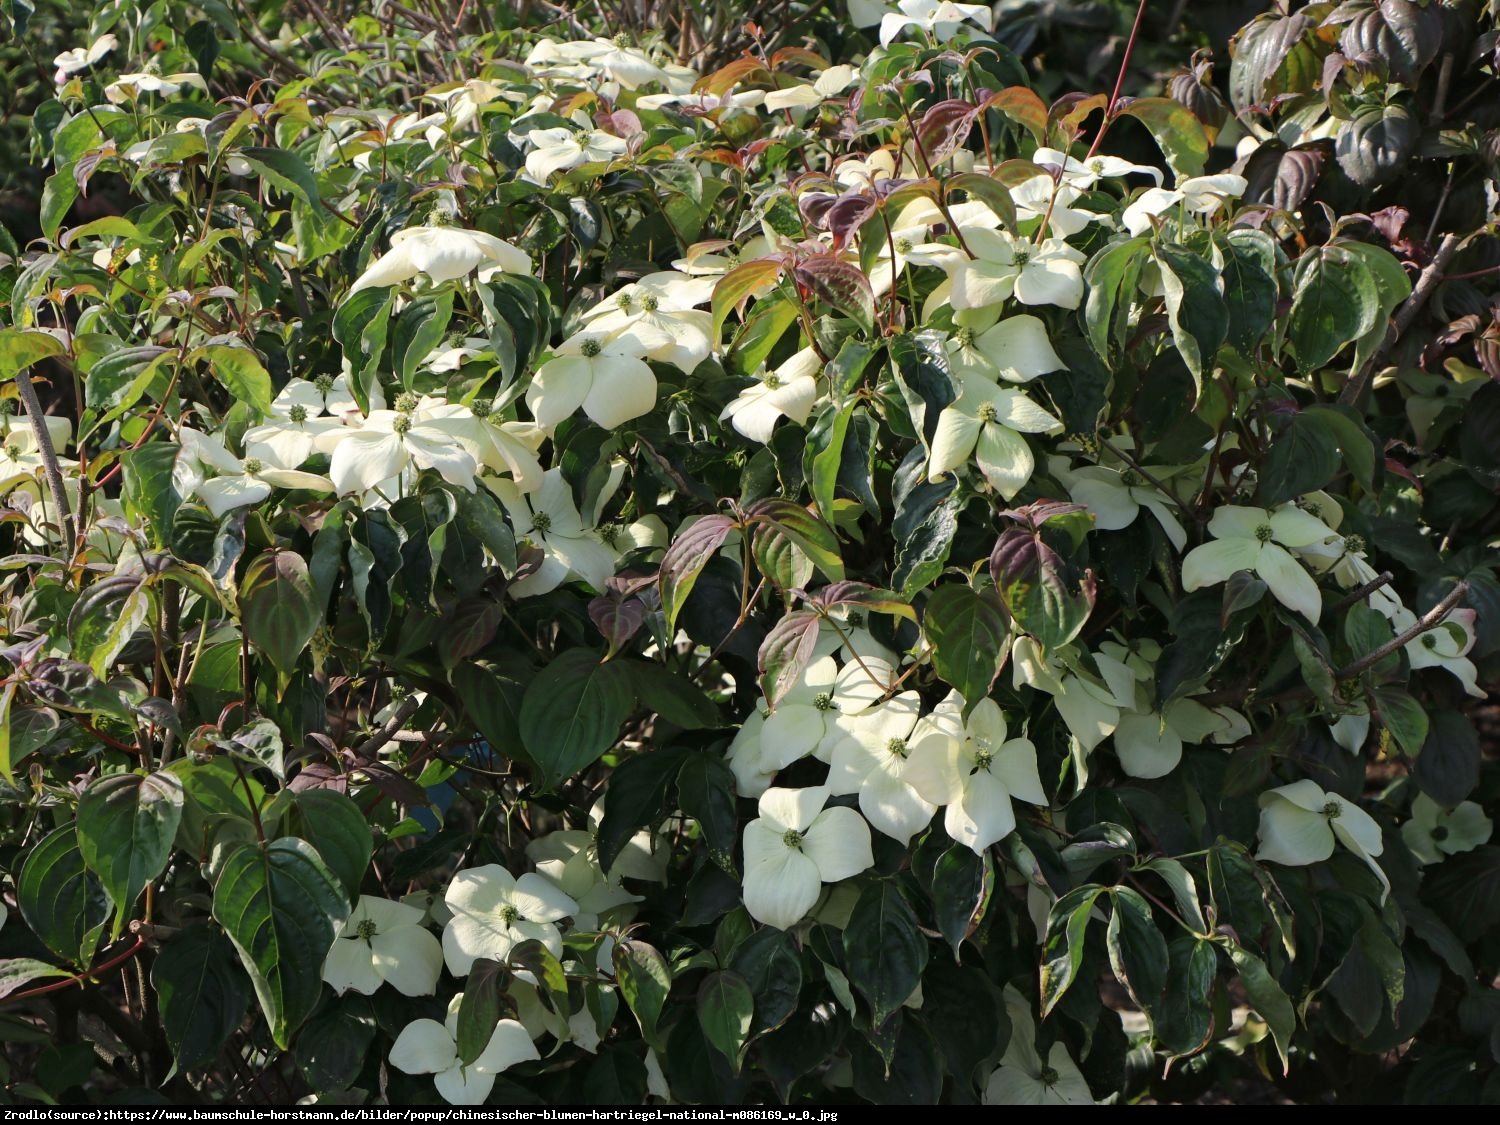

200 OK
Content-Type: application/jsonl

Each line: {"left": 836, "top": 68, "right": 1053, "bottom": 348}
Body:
{"left": 239, "top": 550, "right": 322, "bottom": 677}
{"left": 677, "top": 753, "right": 738, "bottom": 873}
{"left": 1155, "top": 244, "right": 1228, "bottom": 394}
{"left": 697, "top": 970, "right": 755, "bottom": 1072}
{"left": 456, "top": 958, "right": 507, "bottom": 1065}
{"left": 518, "top": 649, "right": 635, "bottom": 790}
{"left": 211, "top": 838, "right": 351, "bottom": 1049}
{"left": 730, "top": 928, "right": 802, "bottom": 1035}
{"left": 152, "top": 924, "right": 252, "bottom": 1072}
{"left": 1226, "top": 942, "right": 1294, "bottom": 1074}
{"left": 613, "top": 940, "right": 671, "bottom": 1051}
{"left": 923, "top": 584, "right": 1009, "bottom": 715}
{"left": 18, "top": 825, "right": 111, "bottom": 967}
{"left": 76, "top": 771, "right": 184, "bottom": 937}
{"left": 1039, "top": 884, "right": 1105, "bottom": 1016}
{"left": 1106, "top": 887, "right": 1168, "bottom": 1020}
{"left": 845, "top": 882, "right": 928, "bottom": 1027}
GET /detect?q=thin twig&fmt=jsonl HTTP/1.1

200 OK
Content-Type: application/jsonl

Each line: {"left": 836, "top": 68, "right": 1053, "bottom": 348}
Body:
{"left": 1330, "top": 570, "right": 1394, "bottom": 614}
{"left": 14, "top": 369, "right": 76, "bottom": 547}
{"left": 1339, "top": 232, "right": 1464, "bottom": 408}
{"left": 1339, "top": 580, "right": 1469, "bottom": 681}
{"left": 0, "top": 937, "right": 145, "bottom": 1005}
{"left": 355, "top": 694, "right": 423, "bottom": 758}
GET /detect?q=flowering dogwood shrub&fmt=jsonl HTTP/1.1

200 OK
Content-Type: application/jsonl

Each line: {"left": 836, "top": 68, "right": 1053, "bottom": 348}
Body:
{"left": 1, "top": 0, "right": 1498, "bottom": 1107}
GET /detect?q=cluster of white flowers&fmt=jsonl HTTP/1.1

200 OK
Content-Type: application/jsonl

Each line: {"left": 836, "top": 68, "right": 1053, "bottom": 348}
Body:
{"left": 314, "top": 806, "right": 663, "bottom": 1104}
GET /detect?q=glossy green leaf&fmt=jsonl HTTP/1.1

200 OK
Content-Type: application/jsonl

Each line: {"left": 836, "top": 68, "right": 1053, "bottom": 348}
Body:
{"left": 1039, "top": 884, "right": 1105, "bottom": 1016}
{"left": 239, "top": 550, "right": 322, "bottom": 677}
{"left": 76, "top": 771, "right": 184, "bottom": 937}
{"left": 697, "top": 970, "right": 755, "bottom": 1072}
{"left": 613, "top": 939, "right": 672, "bottom": 1051}
{"left": 152, "top": 923, "right": 253, "bottom": 1071}
{"left": 923, "top": 584, "right": 1010, "bottom": 715}
{"left": 845, "top": 881, "right": 928, "bottom": 1027}
{"left": 211, "top": 838, "right": 351, "bottom": 1049}
{"left": 18, "top": 825, "right": 112, "bottom": 968}
{"left": 518, "top": 649, "right": 635, "bottom": 789}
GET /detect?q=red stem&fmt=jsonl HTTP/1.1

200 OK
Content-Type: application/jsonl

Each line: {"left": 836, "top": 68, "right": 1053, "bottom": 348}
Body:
{"left": 1083, "top": 0, "right": 1150, "bottom": 163}
{"left": 0, "top": 937, "right": 145, "bottom": 1005}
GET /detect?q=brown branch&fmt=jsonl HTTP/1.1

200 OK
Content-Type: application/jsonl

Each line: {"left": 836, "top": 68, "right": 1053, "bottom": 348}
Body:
{"left": 1330, "top": 570, "right": 1394, "bottom": 614}
{"left": 14, "top": 369, "right": 76, "bottom": 546}
{"left": 1339, "top": 232, "right": 1464, "bottom": 409}
{"left": 1339, "top": 580, "right": 1469, "bottom": 682}
{"left": 0, "top": 938, "right": 145, "bottom": 1006}
{"left": 355, "top": 694, "right": 423, "bottom": 758}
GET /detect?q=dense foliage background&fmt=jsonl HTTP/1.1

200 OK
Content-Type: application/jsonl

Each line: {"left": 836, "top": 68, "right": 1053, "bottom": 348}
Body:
{"left": 0, "top": 0, "right": 1497, "bottom": 1107}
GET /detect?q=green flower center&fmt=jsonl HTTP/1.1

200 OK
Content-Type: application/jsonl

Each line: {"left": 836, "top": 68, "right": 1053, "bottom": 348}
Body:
{"left": 1039, "top": 1065, "right": 1060, "bottom": 1085}
{"left": 288, "top": 404, "right": 308, "bottom": 424}
{"left": 972, "top": 748, "right": 993, "bottom": 770}
{"left": 1119, "top": 469, "right": 1141, "bottom": 488}
{"left": 616, "top": 293, "right": 635, "bottom": 312}
{"left": 783, "top": 829, "right": 804, "bottom": 848}
{"left": 763, "top": 373, "right": 782, "bottom": 390}
{"left": 613, "top": 32, "right": 631, "bottom": 47}
{"left": 640, "top": 294, "right": 660, "bottom": 313}
{"left": 581, "top": 338, "right": 603, "bottom": 358}
{"left": 1431, "top": 825, "right": 1449, "bottom": 842}
{"left": 499, "top": 904, "right": 520, "bottom": 926}
{"left": 314, "top": 374, "right": 335, "bottom": 394}
{"left": 1254, "top": 524, "right": 1275, "bottom": 544}
{"left": 2, "top": 445, "right": 19, "bottom": 462}
{"left": 1422, "top": 634, "right": 1439, "bottom": 650}
{"left": 356, "top": 919, "right": 379, "bottom": 941}
{"left": 977, "top": 402, "right": 998, "bottom": 424}
{"left": 847, "top": 611, "right": 865, "bottom": 627}
{"left": 812, "top": 692, "right": 835, "bottom": 712}
{"left": 531, "top": 510, "right": 552, "bottom": 534}
{"left": 953, "top": 327, "right": 974, "bottom": 349}
{"left": 887, "top": 737, "right": 908, "bottom": 758}
{"left": 895, "top": 237, "right": 914, "bottom": 254}
{"left": 243, "top": 457, "right": 263, "bottom": 474}
{"left": 470, "top": 398, "right": 492, "bottom": 418}
{"left": 1322, "top": 801, "right": 1342, "bottom": 819}
{"left": 392, "top": 414, "right": 413, "bottom": 435}
{"left": 1012, "top": 250, "right": 1030, "bottom": 268}
{"left": 394, "top": 392, "right": 419, "bottom": 414}
{"left": 599, "top": 523, "right": 621, "bottom": 546}
{"left": 1344, "top": 534, "right": 1366, "bottom": 554}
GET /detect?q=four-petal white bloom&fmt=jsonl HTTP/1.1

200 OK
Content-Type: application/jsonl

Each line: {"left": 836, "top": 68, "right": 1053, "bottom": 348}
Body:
{"left": 742, "top": 786, "right": 874, "bottom": 929}
{"left": 928, "top": 380, "right": 1063, "bottom": 498}
{"left": 1256, "top": 779, "right": 1388, "bottom": 900}
{"left": 323, "top": 895, "right": 444, "bottom": 997}
{"left": 983, "top": 987, "right": 1095, "bottom": 1105}
{"left": 389, "top": 995, "right": 540, "bottom": 1105}
{"left": 329, "top": 401, "right": 479, "bottom": 496}
{"left": 1182, "top": 504, "right": 1334, "bottom": 622}
{"left": 527, "top": 331, "right": 658, "bottom": 431}
{"left": 348, "top": 226, "right": 531, "bottom": 295}
{"left": 1122, "top": 173, "right": 1249, "bottom": 236}
{"left": 488, "top": 468, "right": 617, "bottom": 597}
{"left": 176, "top": 427, "right": 333, "bottom": 518}
{"left": 1401, "top": 793, "right": 1493, "bottom": 865}
{"left": 950, "top": 228, "right": 1088, "bottom": 312}
{"left": 441, "top": 863, "right": 579, "bottom": 975}
{"left": 721, "top": 347, "right": 822, "bottom": 443}
{"left": 904, "top": 695, "right": 1047, "bottom": 852}
{"left": 878, "top": 0, "right": 996, "bottom": 46}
